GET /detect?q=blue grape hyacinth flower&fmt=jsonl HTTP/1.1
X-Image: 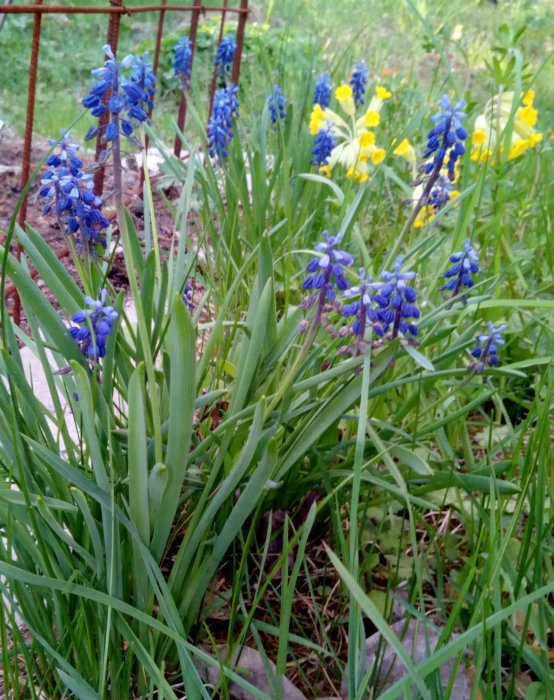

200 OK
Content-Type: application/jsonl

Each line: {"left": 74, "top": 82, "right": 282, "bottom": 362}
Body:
{"left": 303, "top": 230, "right": 353, "bottom": 302}
{"left": 311, "top": 125, "right": 336, "bottom": 166}
{"left": 350, "top": 60, "right": 368, "bottom": 106}
{"left": 267, "top": 86, "right": 286, "bottom": 124}
{"left": 126, "top": 53, "right": 156, "bottom": 114}
{"left": 207, "top": 84, "right": 240, "bottom": 159}
{"left": 441, "top": 240, "right": 479, "bottom": 298}
{"left": 423, "top": 94, "right": 467, "bottom": 182}
{"left": 470, "top": 322, "right": 505, "bottom": 379}
{"left": 69, "top": 290, "right": 119, "bottom": 360}
{"left": 342, "top": 268, "right": 379, "bottom": 337}
{"left": 428, "top": 175, "right": 454, "bottom": 213}
{"left": 183, "top": 280, "right": 193, "bottom": 309}
{"left": 82, "top": 45, "right": 156, "bottom": 145}
{"left": 313, "top": 72, "right": 332, "bottom": 108}
{"left": 39, "top": 133, "right": 110, "bottom": 258}
{"left": 371, "top": 258, "right": 420, "bottom": 338}
{"left": 45, "top": 133, "right": 83, "bottom": 172}
{"left": 214, "top": 34, "right": 236, "bottom": 85}
{"left": 175, "top": 36, "right": 192, "bottom": 88}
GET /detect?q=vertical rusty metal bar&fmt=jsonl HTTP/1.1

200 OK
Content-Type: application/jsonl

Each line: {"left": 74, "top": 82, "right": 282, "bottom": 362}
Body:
{"left": 93, "top": 0, "right": 124, "bottom": 197}
{"left": 151, "top": 0, "right": 166, "bottom": 76}
{"left": 140, "top": 0, "right": 166, "bottom": 189}
{"left": 173, "top": 0, "right": 203, "bottom": 158}
{"left": 14, "top": 0, "right": 43, "bottom": 325}
{"left": 207, "top": 0, "right": 228, "bottom": 120}
{"left": 231, "top": 0, "right": 248, "bottom": 86}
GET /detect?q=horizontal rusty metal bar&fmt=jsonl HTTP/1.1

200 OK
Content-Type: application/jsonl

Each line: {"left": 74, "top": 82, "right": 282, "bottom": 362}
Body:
{"left": 1, "top": 3, "right": 247, "bottom": 14}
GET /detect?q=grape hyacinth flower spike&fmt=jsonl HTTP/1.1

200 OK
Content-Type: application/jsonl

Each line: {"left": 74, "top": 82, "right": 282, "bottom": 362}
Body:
{"left": 311, "top": 125, "right": 336, "bottom": 167}
{"left": 300, "top": 230, "right": 353, "bottom": 335}
{"left": 267, "top": 86, "right": 286, "bottom": 124}
{"left": 313, "top": 72, "right": 332, "bottom": 108}
{"left": 350, "top": 59, "right": 368, "bottom": 107}
{"left": 303, "top": 230, "right": 353, "bottom": 302}
{"left": 371, "top": 258, "right": 420, "bottom": 339}
{"left": 39, "top": 132, "right": 110, "bottom": 259}
{"left": 45, "top": 132, "right": 83, "bottom": 172}
{"left": 214, "top": 34, "right": 236, "bottom": 86}
{"left": 82, "top": 45, "right": 156, "bottom": 147}
{"left": 175, "top": 36, "right": 192, "bottom": 89}
{"left": 69, "top": 290, "right": 119, "bottom": 361}
{"left": 412, "top": 94, "right": 467, "bottom": 223}
{"left": 207, "top": 84, "right": 240, "bottom": 160}
{"left": 340, "top": 268, "right": 386, "bottom": 356}
{"left": 470, "top": 322, "right": 505, "bottom": 381}
{"left": 424, "top": 94, "right": 467, "bottom": 182}
{"left": 441, "top": 240, "right": 479, "bottom": 299}
{"left": 183, "top": 280, "right": 193, "bottom": 310}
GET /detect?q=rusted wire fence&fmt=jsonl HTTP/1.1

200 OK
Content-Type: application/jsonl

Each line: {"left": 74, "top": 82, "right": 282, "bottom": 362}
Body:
{"left": 1, "top": 0, "right": 249, "bottom": 323}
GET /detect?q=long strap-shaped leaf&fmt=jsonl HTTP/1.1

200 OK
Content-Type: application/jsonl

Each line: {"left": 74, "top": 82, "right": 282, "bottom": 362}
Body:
{"left": 151, "top": 295, "right": 196, "bottom": 561}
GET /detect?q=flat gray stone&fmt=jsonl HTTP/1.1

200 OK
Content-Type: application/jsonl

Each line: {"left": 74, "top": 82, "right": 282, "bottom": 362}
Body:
{"left": 196, "top": 645, "right": 307, "bottom": 700}
{"left": 341, "top": 619, "right": 472, "bottom": 699}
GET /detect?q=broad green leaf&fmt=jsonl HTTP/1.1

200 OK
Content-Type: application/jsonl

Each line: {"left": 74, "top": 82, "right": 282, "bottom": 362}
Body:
{"left": 1, "top": 245, "right": 85, "bottom": 366}
{"left": 148, "top": 463, "right": 168, "bottom": 522}
{"left": 151, "top": 295, "right": 196, "bottom": 560}
{"left": 389, "top": 445, "right": 433, "bottom": 475}
{"left": 17, "top": 223, "right": 83, "bottom": 310}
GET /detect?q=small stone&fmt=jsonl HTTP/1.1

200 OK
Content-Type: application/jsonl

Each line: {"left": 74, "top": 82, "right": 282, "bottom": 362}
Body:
{"left": 341, "top": 618, "right": 473, "bottom": 699}
{"left": 195, "top": 645, "right": 307, "bottom": 700}
{"left": 129, "top": 195, "right": 144, "bottom": 215}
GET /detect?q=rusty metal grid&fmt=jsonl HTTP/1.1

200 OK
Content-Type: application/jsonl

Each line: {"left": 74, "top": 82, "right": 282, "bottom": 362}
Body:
{"left": 1, "top": 0, "right": 249, "bottom": 323}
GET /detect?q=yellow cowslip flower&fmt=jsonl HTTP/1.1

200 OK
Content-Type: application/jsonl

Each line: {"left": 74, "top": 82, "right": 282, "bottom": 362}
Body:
{"left": 335, "top": 84, "right": 353, "bottom": 101}
{"left": 376, "top": 86, "right": 392, "bottom": 100}
{"left": 414, "top": 205, "right": 434, "bottom": 229}
{"left": 528, "top": 132, "right": 543, "bottom": 147}
{"left": 471, "top": 133, "right": 492, "bottom": 161}
{"left": 346, "top": 166, "right": 369, "bottom": 183}
{"left": 523, "top": 89, "right": 535, "bottom": 106}
{"left": 509, "top": 139, "right": 530, "bottom": 160}
{"left": 516, "top": 104, "right": 538, "bottom": 129}
{"left": 365, "top": 110, "right": 380, "bottom": 128}
{"left": 471, "top": 90, "right": 542, "bottom": 162}
{"left": 358, "top": 130, "right": 376, "bottom": 148}
{"left": 319, "top": 164, "right": 331, "bottom": 177}
{"left": 393, "top": 138, "right": 410, "bottom": 156}
{"left": 393, "top": 138, "right": 416, "bottom": 167}
{"left": 336, "top": 84, "right": 355, "bottom": 116}
{"left": 309, "top": 104, "right": 325, "bottom": 135}
{"left": 371, "top": 148, "right": 386, "bottom": 165}
{"left": 471, "top": 129, "right": 487, "bottom": 146}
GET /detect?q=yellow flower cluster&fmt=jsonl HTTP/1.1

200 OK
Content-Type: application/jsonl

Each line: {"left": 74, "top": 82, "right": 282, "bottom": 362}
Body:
{"left": 309, "top": 81, "right": 393, "bottom": 183}
{"left": 471, "top": 89, "right": 542, "bottom": 162}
